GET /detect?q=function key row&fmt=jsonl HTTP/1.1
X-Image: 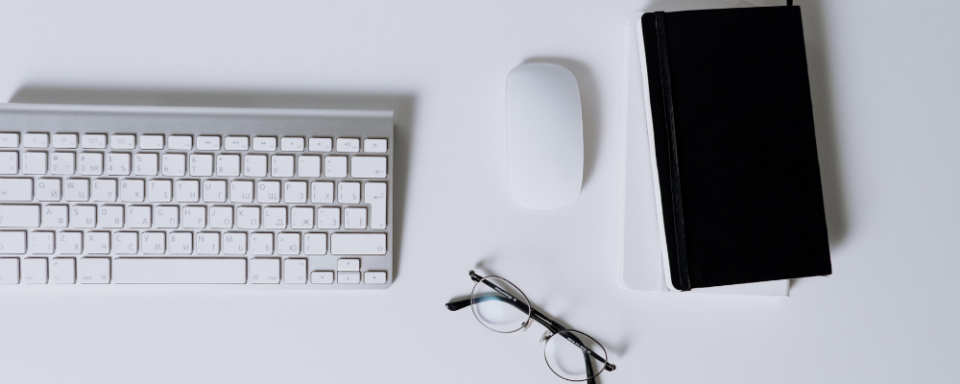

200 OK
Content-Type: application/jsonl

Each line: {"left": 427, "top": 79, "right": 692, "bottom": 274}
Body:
{"left": 0, "top": 133, "right": 388, "bottom": 153}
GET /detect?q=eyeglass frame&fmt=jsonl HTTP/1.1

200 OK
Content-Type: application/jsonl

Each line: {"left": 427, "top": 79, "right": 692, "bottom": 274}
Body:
{"left": 445, "top": 270, "right": 617, "bottom": 382}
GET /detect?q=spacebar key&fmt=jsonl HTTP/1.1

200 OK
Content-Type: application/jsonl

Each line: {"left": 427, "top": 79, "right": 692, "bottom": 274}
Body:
{"left": 115, "top": 258, "right": 247, "bottom": 283}
{"left": 331, "top": 233, "right": 387, "bottom": 255}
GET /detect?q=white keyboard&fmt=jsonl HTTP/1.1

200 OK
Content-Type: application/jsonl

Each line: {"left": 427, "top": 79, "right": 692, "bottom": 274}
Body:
{"left": 0, "top": 103, "right": 394, "bottom": 289}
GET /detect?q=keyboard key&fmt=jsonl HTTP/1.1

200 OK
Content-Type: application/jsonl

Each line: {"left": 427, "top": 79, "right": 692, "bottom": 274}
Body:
{"left": 291, "top": 207, "right": 314, "bottom": 229}
{"left": 224, "top": 136, "right": 249, "bottom": 151}
{"left": 197, "top": 136, "right": 221, "bottom": 150}
{"left": 128, "top": 206, "right": 151, "bottom": 228}
{"left": 284, "top": 181, "right": 307, "bottom": 204}
{"left": 0, "top": 178, "right": 33, "bottom": 201}
{"left": 29, "top": 231, "right": 55, "bottom": 254}
{"left": 162, "top": 153, "right": 186, "bottom": 176}
{"left": 317, "top": 207, "right": 340, "bottom": 229}
{"left": 244, "top": 155, "right": 267, "bottom": 177}
{"left": 336, "top": 138, "right": 360, "bottom": 152}
{"left": 331, "top": 233, "right": 386, "bottom": 255}
{"left": 23, "top": 152, "right": 47, "bottom": 175}
{"left": 64, "top": 179, "right": 89, "bottom": 202}
{"left": 202, "top": 180, "right": 226, "bottom": 203}
{"left": 365, "top": 182, "right": 387, "bottom": 229}
{"left": 0, "top": 133, "right": 19, "bottom": 148}
{"left": 338, "top": 271, "right": 360, "bottom": 284}
{"left": 351, "top": 156, "right": 387, "bottom": 178}
{"left": 114, "top": 258, "right": 246, "bottom": 284}
{"left": 0, "top": 152, "right": 17, "bottom": 174}
{"left": 22, "top": 258, "right": 47, "bottom": 284}
{"left": 57, "top": 232, "right": 82, "bottom": 254}
{"left": 141, "top": 231, "right": 166, "bottom": 254}
{"left": 140, "top": 135, "right": 164, "bottom": 150}
{"left": 148, "top": 179, "right": 173, "bottom": 202}
{"left": 114, "top": 231, "right": 138, "bottom": 254}
{"left": 0, "top": 258, "right": 19, "bottom": 283}
{"left": 78, "top": 153, "right": 103, "bottom": 176}
{"left": 189, "top": 154, "right": 213, "bottom": 177}
{"left": 344, "top": 207, "right": 367, "bottom": 229}
{"left": 196, "top": 232, "right": 221, "bottom": 255}
{"left": 311, "top": 271, "right": 333, "bottom": 284}
{"left": 176, "top": 179, "right": 200, "bottom": 203}
{"left": 85, "top": 232, "right": 111, "bottom": 254}
{"left": 308, "top": 138, "right": 332, "bottom": 152}
{"left": 364, "top": 139, "right": 387, "bottom": 153}
{"left": 24, "top": 133, "right": 49, "bottom": 148}
{"left": 217, "top": 154, "right": 240, "bottom": 177}
{"left": 134, "top": 153, "right": 158, "bottom": 176}
{"left": 280, "top": 137, "right": 305, "bottom": 152}
{"left": 154, "top": 206, "right": 179, "bottom": 228}
{"left": 51, "top": 152, "right": 76, "bottom": 175}
{"left": 50, "top": 258, "right": 76, "bottom": 284}
{"left": 53, "top": 134, "right": 78, "bottom": 149}
{"left": 0, "top": 231, "right": 27, "bottom": 254}
{"left": 365, "top": 271, "right": 387, "bottom": 284}
{"left": 111, "top": 134, "right": 136, "bottom": 149}
{"left": 170, "top": 231, "right": 193, "bottom": 254}
{"left": 92, "top": 179, "right": 117, "bottom": 202}
{"left": 0, "top": 205, "right": 40, "bottom": 228}
{"left": 168, "top": 135, "right": 193, "bottom": 150}
{"left": 182, "top": 206, "right": 206, "bottom": 228}
{"left": 298, "top": 155, "right": 321, "bottom": 178}
{"left": 249, "top": 258, "right": 280, "bottom": 284}
{"left": 256, "top": 181, "right": 280, "bottom": 203}
{"left": 338, "top": 182, "right": 361, "bottom": 204}
{"left": 120, "top": 179, "right": 145, "bottom": 202}
{"left": 303, "top": 233, "right": 326, "bottom": 255}
{"left": 337, "top": 258, "right": 360, "bottom": 271}
{"left": 98, "top": 205, "right": 123, "bottom": 228}
{"left": 253, "top": 136, "right": 277, "bottom": 151}
{"left": 271, "top": 155, "right": 294, "bottom": 177}
{"left": 230, "top": 180, "right": 253, "bottom": 203}
{"left": 81, "top": 134, "right": 107, "bottom": 149}
{"left": 78, "top": 257, "right": 110, "bottom": 283}
{"left": 43, "top": 205, "right": 67, "bottom": 228}
{"left": 283, "top": 258, "right": 307, "bottom": 283}
{"left": 263, "top": 207, "right": 287, "bottom": 229}
{"left": 237, "top": 206, "right": 260, "bottom": 229}
{"left": 325, "top": 156, "right": 347, "bottom": 178}
{"left": 72, "top": 205, "right": 96, "bottom": 228}
{"left": 209, "top": 206, "right": 233, "bottom": 229}
{"left": 36, "top": 178, "right": 60, "bottom": 202}
{"left": 311, "top": 181, "right": 334, "bottom": 203}
{"left": 106, "top": 153, "right": 131, "bottom": 176}
{"left": 278, "top": 233, "right": 301, "bottom": 255}
{"left": 250, "top": 232, "right": 274, "bottom": 255}
{"left": 223, "top": 232, "right": 247, "bottom": 255}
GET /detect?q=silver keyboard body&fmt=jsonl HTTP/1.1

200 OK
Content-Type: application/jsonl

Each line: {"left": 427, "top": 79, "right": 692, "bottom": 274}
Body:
{"left": 0, "top": 103, "right": 394, "bottom": 290}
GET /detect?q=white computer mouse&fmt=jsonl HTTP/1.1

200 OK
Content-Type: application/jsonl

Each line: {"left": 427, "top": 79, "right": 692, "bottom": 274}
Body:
{"left": 506, "top": 62, "right": 584, "bottom": 210}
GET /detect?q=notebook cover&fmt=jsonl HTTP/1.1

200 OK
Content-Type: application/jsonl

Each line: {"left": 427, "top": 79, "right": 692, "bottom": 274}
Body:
{"left": 640, "top": 6, "right": 832, "bottom": 290}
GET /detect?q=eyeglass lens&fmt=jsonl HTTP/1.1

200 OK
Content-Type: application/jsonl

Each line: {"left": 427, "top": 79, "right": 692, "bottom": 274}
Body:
{"left": 470, "top": 276, "right": 531, "bottom": 333}
{"left": 544, "top": 329, "right": 608, "bottom": 381}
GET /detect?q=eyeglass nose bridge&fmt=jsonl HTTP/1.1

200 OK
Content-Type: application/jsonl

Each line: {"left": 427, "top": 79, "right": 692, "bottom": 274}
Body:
{"left": 540, "top": 330, "right": 554, "bottom": 343}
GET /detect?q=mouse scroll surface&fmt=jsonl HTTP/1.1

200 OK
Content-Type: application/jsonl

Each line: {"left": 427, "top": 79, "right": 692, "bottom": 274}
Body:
{"left": 506, "top": 63, "right": 584, "bottom": 210}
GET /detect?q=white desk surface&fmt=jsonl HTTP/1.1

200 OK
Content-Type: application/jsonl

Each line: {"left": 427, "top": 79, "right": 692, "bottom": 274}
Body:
{"left": 2, "top": 0, "right": 958, "bottom": 383}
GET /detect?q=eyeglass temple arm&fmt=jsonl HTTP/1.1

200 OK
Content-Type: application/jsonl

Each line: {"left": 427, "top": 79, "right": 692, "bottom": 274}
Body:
{"left": 445, "top": 272, "right": 617, "bottom": 372}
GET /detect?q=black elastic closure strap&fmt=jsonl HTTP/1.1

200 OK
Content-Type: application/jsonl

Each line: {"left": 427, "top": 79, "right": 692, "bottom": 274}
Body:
{"left": 655, "top": 11, "right": 691, "bottom": 291}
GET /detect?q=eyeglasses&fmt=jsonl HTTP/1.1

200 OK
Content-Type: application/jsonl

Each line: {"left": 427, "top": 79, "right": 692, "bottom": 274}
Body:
{"left": 446, "top": 271, "right": 616, "bottom": 383}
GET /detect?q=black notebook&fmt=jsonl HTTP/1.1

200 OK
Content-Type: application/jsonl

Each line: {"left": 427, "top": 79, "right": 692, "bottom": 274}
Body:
{"left": 638, "top": 6, "right": 832, "bottom": 291}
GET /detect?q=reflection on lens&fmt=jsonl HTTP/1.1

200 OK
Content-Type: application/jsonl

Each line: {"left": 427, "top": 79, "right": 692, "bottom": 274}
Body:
{"left": 544, "top": 330, "right": 607, "bottom": 381}
{"left": 470, "top": 276, "right": 531, "bottom": 333}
